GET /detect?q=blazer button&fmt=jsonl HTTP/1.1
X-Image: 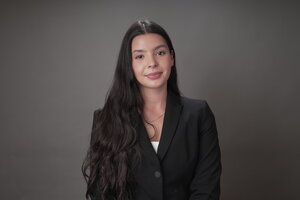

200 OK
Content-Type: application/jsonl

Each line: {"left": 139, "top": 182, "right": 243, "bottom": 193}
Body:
{"left": 154, "top": 171, "right": 161, "bottom": 178}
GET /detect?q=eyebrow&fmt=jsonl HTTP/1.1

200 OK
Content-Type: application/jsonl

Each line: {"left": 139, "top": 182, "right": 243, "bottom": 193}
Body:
{"left": 132, "top": 44, "right": 168, "bottom": 53}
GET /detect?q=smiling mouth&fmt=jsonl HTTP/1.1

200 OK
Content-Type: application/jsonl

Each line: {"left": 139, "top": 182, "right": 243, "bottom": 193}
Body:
{"left": 145, "top": 72, "right": 162, "bottom": 79}
{"left": 146, "top": 72, "right": 162, "bottom": 76}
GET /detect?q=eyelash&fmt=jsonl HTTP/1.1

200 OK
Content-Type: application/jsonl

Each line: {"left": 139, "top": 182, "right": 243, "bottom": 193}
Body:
{"left": 134, "top": 50, "right": 167, "bottom": 60}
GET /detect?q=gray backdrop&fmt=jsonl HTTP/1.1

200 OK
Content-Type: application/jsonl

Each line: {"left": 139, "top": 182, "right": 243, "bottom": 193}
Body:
{"left": 0, "top": 1, "right": 299, "bottom": 200}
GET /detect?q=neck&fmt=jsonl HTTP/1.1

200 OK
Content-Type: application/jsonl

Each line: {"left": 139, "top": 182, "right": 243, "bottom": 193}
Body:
{"left": 140, "top": 86, "right": 167, "bottom": 113}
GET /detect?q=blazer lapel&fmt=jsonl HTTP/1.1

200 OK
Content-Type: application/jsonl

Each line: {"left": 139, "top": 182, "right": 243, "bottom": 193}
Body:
{"left": 137, "top": 121, "right": 160, "bottom": 161}
{"left": 157, "top": 90, "right": 183, "bottom": 161}
{"left": 134, "top": 91, "right": 183, "bottom": 199}
{"left": 137, "top": 91, "right": 183, "bottom": 161}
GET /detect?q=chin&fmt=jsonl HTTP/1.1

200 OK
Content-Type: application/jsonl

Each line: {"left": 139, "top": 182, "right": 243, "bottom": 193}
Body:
{"left": 144, "top": 82, "right": 168, "bottom": 90}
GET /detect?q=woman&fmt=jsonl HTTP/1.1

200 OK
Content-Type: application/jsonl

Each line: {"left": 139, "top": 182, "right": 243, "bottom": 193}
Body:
{"left": 82, "top": 20, "right": 222, "bottom": 200}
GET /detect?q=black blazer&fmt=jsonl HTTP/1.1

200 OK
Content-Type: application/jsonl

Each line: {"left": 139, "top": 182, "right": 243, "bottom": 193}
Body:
{"left": 91, "top": 91, "right": 222, "bottom": 200}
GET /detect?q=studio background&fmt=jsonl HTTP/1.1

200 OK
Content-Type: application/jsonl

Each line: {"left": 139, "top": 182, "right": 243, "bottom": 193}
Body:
{"left": 0, "top": 1, "right": 299, "bottom": 200}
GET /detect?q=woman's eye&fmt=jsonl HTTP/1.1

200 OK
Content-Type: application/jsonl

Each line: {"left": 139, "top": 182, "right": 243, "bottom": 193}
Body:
{"left": 135, "top": 55, "right": 144, "bottom": 59}
{"left": 157, "top": 51, "right": 166, "bottom": 56}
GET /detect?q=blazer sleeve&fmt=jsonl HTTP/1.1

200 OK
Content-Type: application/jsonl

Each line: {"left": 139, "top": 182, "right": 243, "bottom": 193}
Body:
{"left": 189, "top": 101, "right": 222, "bottom": 200}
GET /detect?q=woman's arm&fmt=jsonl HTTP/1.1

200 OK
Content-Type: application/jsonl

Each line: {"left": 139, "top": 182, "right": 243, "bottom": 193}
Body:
{"left": 189, "top": 101, "right": 222, "bottom": 200}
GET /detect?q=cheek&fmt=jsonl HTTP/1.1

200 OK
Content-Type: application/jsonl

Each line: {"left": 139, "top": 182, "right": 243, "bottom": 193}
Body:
{"left": 161, "top": 59, "right": 173, "bottom": 70}
{"left": 160, "top": 55, "right": 173, "bottom": 65}
{"left": 132, "top": 63, "right": 143, "bottom": 77}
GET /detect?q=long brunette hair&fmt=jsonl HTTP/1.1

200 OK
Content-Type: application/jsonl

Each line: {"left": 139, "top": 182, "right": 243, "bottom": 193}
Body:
{"left": 82, "top": 19, "right": 180, "bottom": 200}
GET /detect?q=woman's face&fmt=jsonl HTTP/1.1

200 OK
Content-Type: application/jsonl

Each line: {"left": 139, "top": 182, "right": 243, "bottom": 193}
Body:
{"left": 131, "top": 33, "right": 174, "bottom": 91}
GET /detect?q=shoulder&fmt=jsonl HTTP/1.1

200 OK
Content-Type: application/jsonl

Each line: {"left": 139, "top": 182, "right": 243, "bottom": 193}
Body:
{"left": 180, "top": 95, "right": 209, "bottom": 111}
{"left": 93, "top": 108, "right": 102, "bottom": 117}
{"left": 179, "top": 95, "right": 215, "bottom": 120}
{"left": 91, "top": 108, "right": 102, "bottom": 130}
{"left": 179, "top": 96, "right": 218, "bottom": 137}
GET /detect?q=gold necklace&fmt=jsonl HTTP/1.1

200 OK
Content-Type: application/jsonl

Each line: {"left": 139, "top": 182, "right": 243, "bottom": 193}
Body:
{"left": 143, "top": 112, "right": 165, "bottom": 124}
{"left": 143, "top": 112, "right": 165, "bottom": 140}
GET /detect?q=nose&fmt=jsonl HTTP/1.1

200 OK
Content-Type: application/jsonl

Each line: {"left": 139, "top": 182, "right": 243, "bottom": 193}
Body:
{"left": 147, "top": 54, "right": 158, "bottom": 68}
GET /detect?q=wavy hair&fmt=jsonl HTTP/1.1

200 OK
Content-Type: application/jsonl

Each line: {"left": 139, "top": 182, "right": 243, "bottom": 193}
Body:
{"left": 82, "top": 19, "right": 180, "bottom": 200}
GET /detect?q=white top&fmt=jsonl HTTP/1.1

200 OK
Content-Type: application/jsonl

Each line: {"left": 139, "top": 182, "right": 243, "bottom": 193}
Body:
{"left": 151, "top": 141, "right": 160, "bottom": 153}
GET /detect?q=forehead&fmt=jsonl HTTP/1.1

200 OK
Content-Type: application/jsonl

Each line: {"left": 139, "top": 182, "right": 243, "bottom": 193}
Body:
{"left": 131, "top": 33, "right": 168, "bottom": 50}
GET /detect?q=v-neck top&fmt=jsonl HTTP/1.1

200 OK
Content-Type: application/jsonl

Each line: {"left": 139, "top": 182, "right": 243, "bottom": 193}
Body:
{"left": 151, "top": 141, "right": 159, "bottom": 153}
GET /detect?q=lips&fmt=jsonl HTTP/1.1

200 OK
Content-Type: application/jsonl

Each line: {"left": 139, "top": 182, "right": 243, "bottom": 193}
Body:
{"left": 145, "top": 72, "right": 162, "bottom": 79}
{"left": 146, "top": 72, "right": 162, "bottom": 76}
